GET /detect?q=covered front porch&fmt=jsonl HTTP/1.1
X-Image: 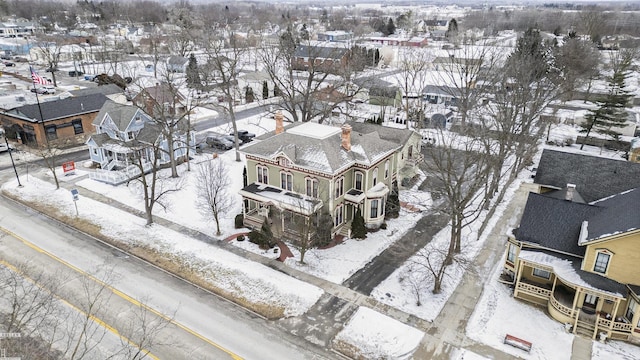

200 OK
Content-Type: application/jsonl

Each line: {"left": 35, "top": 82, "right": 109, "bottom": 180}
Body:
{"left": 513, "top": 253, "right": 633, "bottom": 341}
{"left": 239, "top": 183, "right": 324, "bottom": 243}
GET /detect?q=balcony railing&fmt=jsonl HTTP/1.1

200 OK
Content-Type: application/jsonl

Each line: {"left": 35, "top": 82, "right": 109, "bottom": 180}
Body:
{"left": 405, "top": 153, "right": 424, "bottom": 167}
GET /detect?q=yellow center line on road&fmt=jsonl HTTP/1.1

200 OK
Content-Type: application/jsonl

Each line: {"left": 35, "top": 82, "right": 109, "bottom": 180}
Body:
{"left": 0, "top": 225, "right": 244, "bottom": 360}
{"left": 0, "top": 259, "right": 159, "bottom": 360}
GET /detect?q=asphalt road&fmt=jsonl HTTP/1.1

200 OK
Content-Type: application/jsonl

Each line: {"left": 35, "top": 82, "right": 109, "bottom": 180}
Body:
{"left": 0, "top": 193, "right": 335, "bottom": 360}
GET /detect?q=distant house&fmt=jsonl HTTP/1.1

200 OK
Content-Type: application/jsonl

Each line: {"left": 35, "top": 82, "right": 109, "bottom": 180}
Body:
{"left": 166, "top": 55, "right": 188, "bottom": 73}
{"left": 86, "top": 100, "right": 194, "bottom": 185}
{"left": 0, "top": 93, "right": 108, "bottom": 147}
{"left": 239, "top": 118, "right": 421, "bottom": 241}
{"left": 503, "top": 149, "right": 640, "bottom": 343}
{"left": 292, "top": 45, "right": 349, "bottom": 74}
{"left": 317, "top": 31, "right": 352, "bottom": 42}
{"left": 132, "top": 83, "right": 187, "bottom": 118}
{"left": 365, "top": 36, "right": 428, "bottom": 47}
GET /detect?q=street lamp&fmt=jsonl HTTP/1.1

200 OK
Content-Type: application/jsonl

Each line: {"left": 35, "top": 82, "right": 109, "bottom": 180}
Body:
{"left": 0, "top": 129, "right": 22, "bottom": 187}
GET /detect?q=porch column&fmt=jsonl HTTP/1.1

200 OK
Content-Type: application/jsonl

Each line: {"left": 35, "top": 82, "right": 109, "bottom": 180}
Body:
{"left": 513, "top": 259, "right": 525, "bottom": 298}
{"left": 281, "top": 211, "right": 284, "bottom": 233}
{"left": 610, "top": 299, "right": 621, "bottom": 331}
{"left": 572, "top": 288, "right": 581, "bottom": 318}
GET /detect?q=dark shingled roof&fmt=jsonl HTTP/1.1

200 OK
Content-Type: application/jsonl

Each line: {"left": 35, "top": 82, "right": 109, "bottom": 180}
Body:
{"left": 585, "top": 188, "right": 640, "bottom": 242}
{"left": 6, "top": 93, "right": 108, "bottom": 122}
{"left": 515, "top": 193, "right": 601, "bottom": 256}
{"left": 69, "top": 84, "right": 124, "bottom": 97}
{"left": 535, "top": 149, "right": 640, "bottom": 203}
{"left": 294, "top": 45, "right": 348, "bottom": 60}
{"left": 629, "top": 284, "right": 640, "bottom": 296}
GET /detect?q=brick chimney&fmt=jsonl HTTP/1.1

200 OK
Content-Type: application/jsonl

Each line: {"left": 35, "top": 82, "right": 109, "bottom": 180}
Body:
{"left": 341, "top": 124, "right": 352, "bottom": 151}
{"left": 275, "top": 111, "right": 284, "bottom": 135}
{"left": 566, "top": 183, "right": 576, "bottom": 201}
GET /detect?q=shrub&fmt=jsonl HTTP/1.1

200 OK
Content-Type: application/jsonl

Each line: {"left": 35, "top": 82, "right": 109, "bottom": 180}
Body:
{"left": 236, "top": 234, "right": 245, "bottom": 241}
{"left": 380, "top": 222, "right": 387, "bottom": 230}
{"left": 234, "top": 214, "right": 244, "bottom": 229}
{"left": 351, "top": 208, "right": 367, "bottom": 239}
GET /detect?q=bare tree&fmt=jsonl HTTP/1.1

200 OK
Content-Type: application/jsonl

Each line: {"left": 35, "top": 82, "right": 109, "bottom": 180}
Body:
{"left": 423, "top": 130, "right": 492, "bottom": 255}
{"left": 261, "top": 27, "right": 363, "bottom": 125}
{"left": 196, "top": 158, "right": 233, "bottom": 236}
{"left": 200, "top": 32, "right": 247, "bottom": 162}
{"left": 405, "top": 245, "right": 468, "bottom": 295}
{"left": 34, "top": 35, "right": 64, "bottom": 86}
{"left": 554, "top": 34, "right": 601, "bottom": 101}
{"left": 435, "top": 39, "right": 501, "bottom": 125}
{"left": 115, "top": 297, "right": 176, "bottom": 360}
{"left": 36, "top": 144, "right": 62, "bottom": 190}
{"left": 394, "top": 47, "right": 433, "bottom": 129}
{"left": 132, "top": 73, "right": 198, "bottom": 178}
{"left": 128, "top": 137, "right": 184, "bottom": 225}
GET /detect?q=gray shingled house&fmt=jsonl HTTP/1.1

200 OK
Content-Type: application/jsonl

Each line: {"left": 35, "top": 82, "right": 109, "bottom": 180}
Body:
{"left": 239, "top": 116, "right": 421, "bottom": 241}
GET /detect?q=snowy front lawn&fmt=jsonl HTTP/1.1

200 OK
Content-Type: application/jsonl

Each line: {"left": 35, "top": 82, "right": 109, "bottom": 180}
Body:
{"left": 333, "top": 306, "right": 424, "bottom": 360}
{"left": 466, "top": 262, "right": 574, "bottom": 360}
{"left": 3, "top": 176, "right": 323, "bottom": 319}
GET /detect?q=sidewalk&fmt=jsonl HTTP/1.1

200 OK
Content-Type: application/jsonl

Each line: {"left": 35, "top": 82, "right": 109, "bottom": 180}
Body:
{"left": 20, "top": 170, "right": 583, "bottom": 360}
{"left": 412, "top": 182, "right": 536, "bottom": 360}
{"left": 30, "top": 171, "right": 432, "bottom": 330}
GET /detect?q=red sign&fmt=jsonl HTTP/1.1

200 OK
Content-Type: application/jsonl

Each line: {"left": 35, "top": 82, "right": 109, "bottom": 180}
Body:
{"left": 62, "top": 161, "right": 76, "bottom": 174}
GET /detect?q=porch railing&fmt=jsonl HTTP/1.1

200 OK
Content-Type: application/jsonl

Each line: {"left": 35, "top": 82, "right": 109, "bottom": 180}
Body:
{"left": 550, "top": 293, "right": 575, "bottom": 319}
{"left": 405, "top": 153, "right": 424, "bottom": 167}
{"left": 89, "top": 162, "right": 152, "bottom": 185}
{"left": 598, "top": 316, "right": 633, "bottom": 333}
{"left": 517, "top": 282, "right": 552, "bottom": 299}
{"left": 243, "top": 209, "right": 264, "bottom": 230}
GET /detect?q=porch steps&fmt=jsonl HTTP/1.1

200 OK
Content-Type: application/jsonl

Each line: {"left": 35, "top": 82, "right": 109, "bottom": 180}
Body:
{"left": 574, "top": 320, "right": 595, "bottom": 338}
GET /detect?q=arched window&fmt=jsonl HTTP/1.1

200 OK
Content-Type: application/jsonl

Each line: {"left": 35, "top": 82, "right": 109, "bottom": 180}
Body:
{"left": 280, "top": 171, "right": 293, "bottom": 191}
{"left": 306, "top": 177, "right": 318, "bottom": 197}
{"left": 384, "top": 160, "right": 390, "bottom": 179}
{"left": 354, "top": 172, "right": 363, "bottom": 191}
{"left": 256, "top": 165, "right": 268, "bottom": 184}
{"left": 372, "top": 168, "right": 378, "bottom": 186}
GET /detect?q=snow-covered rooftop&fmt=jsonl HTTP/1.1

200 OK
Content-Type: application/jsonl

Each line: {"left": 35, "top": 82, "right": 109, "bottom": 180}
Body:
{"left": 286, "top": 122, "right": 342, "bottom": 140}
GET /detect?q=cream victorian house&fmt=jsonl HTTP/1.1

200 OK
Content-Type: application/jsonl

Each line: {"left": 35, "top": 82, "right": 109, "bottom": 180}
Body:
{"left": 503, "top": 149, "right": 640, "bottom": 344}
{"left": 239, "top": 113, "right": 422, "bottom": 241}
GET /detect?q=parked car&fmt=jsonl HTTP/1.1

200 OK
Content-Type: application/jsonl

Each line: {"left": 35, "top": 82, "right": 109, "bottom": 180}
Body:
{"left": 84, "top": 74, "right": 96, "bottom": 81}
{"left": 13, "top": 57, "right": 28, "bottom": 63}
{"left": 0, "top": 54, "right": 10, "bottom": 60}
{"left": 30, "top": 86, "right": 55, "bottom": 95}
{"left": 68, "top": 70, "right": 84, "bottom": 77}
{"left": 229, "top": 130, "right": 256, "bottom": 144}
{"left": 206, "top": 135, "right": 234, "bottom": 150}
{"left": 45, "top": 67, "right": 58, "bottom": 72}
{"left": 3, "top": 61, "right": 15, "bottom": 67}
{"left": 30, "top": 87, "right": 47, "bottom": 94}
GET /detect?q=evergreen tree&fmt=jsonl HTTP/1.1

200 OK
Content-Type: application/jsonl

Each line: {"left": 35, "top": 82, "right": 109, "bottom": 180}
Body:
{"left": 313, "top": 209, "right": 334, "bottom": 248}
{"left": 262, "top": 80, "right": 269, "bottom": 100}
{"left": 386, "top": 18, "right": 396, "bottom": 36}
{"left": 186, "top": 53, "right": 201, "bottom": 89}
{"left": 580, "top": 51, "right": 633, "bottom": 149}
{"left": 245, "top": 86, "right": 254, "bottom": 103}
{"left": 507, "top": 27, "right": 549, "bottom": 82}
{"left": 351, "top": 208, "right": 367, "bottom": 239}
{"left": 445, "top": 18, "right": 458, "bottom": 40}
{"left": 300, "top": 23, "right": 310, "bottom": 41}
{"left": 385, "top": 181, "right": 400, "bottom": 219}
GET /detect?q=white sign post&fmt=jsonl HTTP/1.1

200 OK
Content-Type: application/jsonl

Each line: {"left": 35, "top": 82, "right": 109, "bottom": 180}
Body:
{"left": 71, "top": 189, "right": 79, "bottom": 216}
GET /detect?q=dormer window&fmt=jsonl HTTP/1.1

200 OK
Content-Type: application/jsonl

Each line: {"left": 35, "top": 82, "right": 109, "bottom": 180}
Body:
{"left": 278, "top": 157, "right": 290, "bottom": 167}
{"left": 593, "top": 250, "right": 611, "bottom": 274}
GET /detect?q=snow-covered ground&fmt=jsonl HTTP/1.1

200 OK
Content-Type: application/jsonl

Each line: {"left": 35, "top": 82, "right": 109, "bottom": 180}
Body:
{"left": 466, "top": 261, "right": 575, "bottom": 360}
{"left": 333, "top": 306, "right": 424, "bottom": 360}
